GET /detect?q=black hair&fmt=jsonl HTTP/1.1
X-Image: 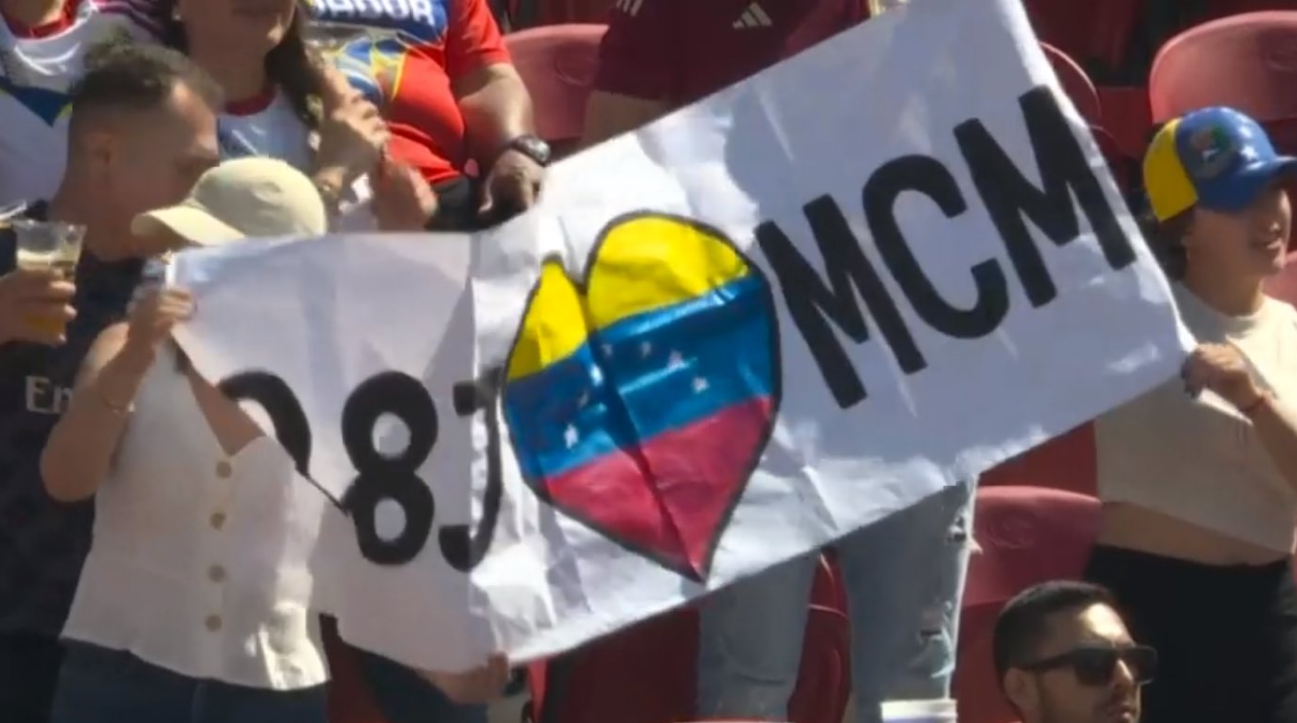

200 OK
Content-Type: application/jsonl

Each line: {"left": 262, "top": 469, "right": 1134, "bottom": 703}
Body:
{"left": 68, "top": 38, "right": 223, "bottom": 135}
{"left": 156, "top": 0, "right": 324, "bottom": 130}
{"left": 1139, "top": 208, "right": 1192, "bottom": 281}
{"left": 992, "top": 580, "right": 1118, "bottom": 688}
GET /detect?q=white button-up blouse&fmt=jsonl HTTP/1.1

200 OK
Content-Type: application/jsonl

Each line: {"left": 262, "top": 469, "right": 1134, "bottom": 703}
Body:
{"left": 61, "top": 344, "right": 331, "bottom": 690}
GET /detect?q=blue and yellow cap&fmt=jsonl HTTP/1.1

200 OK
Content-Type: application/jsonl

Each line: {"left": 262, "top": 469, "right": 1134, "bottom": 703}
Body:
{"left": 1144, "top": 107, "right": 1297, "bottom": 222}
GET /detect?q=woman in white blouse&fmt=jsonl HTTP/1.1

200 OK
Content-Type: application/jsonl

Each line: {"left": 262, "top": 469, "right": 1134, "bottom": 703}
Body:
{"left": 1085, "top": 107, "right": 1297, "bottom": 723}
{"left": 39, "top": 157, "right": 504, "bottom": 722}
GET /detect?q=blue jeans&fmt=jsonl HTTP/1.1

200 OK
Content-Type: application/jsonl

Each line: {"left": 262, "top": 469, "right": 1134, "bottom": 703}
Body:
{"left": 697, "top": 480, "right": 976, "bottom": 723}
{"left": 49, "top": 641, "right": 327, "bottom": 723}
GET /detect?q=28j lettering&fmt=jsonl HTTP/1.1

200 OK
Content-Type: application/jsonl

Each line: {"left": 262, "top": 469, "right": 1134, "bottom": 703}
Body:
{"left": 218, "top": 367, "right": 505, "bottom": 570}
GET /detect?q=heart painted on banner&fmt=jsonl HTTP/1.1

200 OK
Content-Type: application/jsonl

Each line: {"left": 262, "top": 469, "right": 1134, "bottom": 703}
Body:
{"left": 501, "top": 212, "right": 782, "bottom": 581}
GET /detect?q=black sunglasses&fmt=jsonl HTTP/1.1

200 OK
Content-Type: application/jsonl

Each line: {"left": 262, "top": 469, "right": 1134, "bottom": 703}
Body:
{"left": 1021, "top": 645, "right": 1158, "bottom": 687}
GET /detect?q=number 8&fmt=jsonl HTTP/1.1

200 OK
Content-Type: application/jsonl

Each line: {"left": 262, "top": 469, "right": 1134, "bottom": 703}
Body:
{"left": 340, "top": 371, "right": 437, "bottom": 565}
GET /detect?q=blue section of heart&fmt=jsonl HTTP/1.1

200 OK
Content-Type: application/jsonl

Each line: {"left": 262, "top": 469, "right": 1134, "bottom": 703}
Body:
{"left": 503, "top": 273, "right": 774, "bottom": 485}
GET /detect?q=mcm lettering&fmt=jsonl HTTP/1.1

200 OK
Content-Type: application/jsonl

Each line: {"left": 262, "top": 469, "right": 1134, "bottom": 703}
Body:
{"left": 757, "top": 86, "right": 1135, "bottom": 409}
{"left": 25, "top": 376, "right": 72, "bottom": 415}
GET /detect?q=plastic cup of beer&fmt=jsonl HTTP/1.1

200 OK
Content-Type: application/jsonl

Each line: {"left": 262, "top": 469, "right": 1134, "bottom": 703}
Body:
{"left": 881, "top": 699, "right": 958, "bottom": 723}
{"left": 13, "top": 218, "right": 84, "bottom": 338}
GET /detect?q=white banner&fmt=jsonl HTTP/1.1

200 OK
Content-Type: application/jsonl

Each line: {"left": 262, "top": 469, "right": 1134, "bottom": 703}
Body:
{"left": 173, "top": 0, "right": 1192, "bottom": 671}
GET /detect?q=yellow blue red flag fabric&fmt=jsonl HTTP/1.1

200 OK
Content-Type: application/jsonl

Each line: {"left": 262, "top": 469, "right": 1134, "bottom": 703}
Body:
{"left": 502, "top": 213, "right": 781, "bottom": 581}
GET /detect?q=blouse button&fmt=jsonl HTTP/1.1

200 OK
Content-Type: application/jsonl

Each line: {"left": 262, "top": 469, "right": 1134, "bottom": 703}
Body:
{"left": 215, "top": 461, "right": 233, "bottom": 479}
{"left": 209, "top": 512, "right": 226, "bottom": 530}
{"left": 205, "top": 614, "right": 222, "bottom": 632}
{"left": 208, "top": 565, "right": 226, "bottom": 583}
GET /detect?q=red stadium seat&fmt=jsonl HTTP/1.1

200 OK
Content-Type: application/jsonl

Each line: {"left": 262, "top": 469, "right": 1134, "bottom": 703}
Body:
{"left": 1041, "top": 43, "right": 1102, "bottom": 126}
{"left": 811, "top": 552, "right": 849, "bottom": 614}
{"left": 955, "top": 488, "right": 1100, "bottom": 723}
{"left": 323, "top": 617, "right": 391, "bottom": 723}
{"left": 1097, "top": 86, "right": 1153, "bottom": 159}
{"left": 1022, "top": 0, "right": 1139, "bottom": 82}
{"left": 1196, "top": 0, "right": 1297, "bottom": 22}
{"left": 980, "top": 425, "right": 1097, "bottom": 498}
{"left": 1149, "top": 11, "right": 1297, "bottom": 123}
{"left": 527, "top": 559, "right": 850, "bottom": 723}
{"left": 505, "top": 0, "right": 614, "bottom": 29}
{"left": 503, "top": 23, "right": 607, "bottom": 158}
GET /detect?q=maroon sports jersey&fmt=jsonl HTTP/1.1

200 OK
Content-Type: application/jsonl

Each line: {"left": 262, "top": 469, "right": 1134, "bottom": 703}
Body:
{"left": 594, "top": 0, "right": 867, "bottom": 106}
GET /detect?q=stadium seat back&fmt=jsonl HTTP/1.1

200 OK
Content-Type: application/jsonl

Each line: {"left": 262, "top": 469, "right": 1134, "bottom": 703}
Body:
{"left": 1096, "top": 87, "right": 1153, "bottom": 160}
{"left": 527, "top": 559, "right": 850, "bottom": 723}
{"left": 323, "top": 617, "right": 390, "bottom": 723}
{"left": 1041, "top": 43, "right": 1101, "bottom": 126}
{"left": 506, "top": 0, "right": 614, "bottom": 29}
{"left": 955, "top": 487, "right": 1100, "bottom": 723}
{"left": 1150, "top": 11, "right": 1297, "bottom": 123}
{"left": 504, "top": 24, "right": 607, "bottom": 158}
{"left": 811, "top": 552, "right": 849, "bottom": 613}
{"left": 1022, "top": 0, "right": 1139, "bottom": 83}
{"left": 1198, "top": 0, "right": 1297, "bottom": 22}
{"left": 979, "top": 425, "right": 1097, "bottom": 498}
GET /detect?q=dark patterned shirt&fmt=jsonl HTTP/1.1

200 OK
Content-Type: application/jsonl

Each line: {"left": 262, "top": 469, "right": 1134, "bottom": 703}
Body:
{"left": 0, "top": 202, "right": 141, "bottom": 638}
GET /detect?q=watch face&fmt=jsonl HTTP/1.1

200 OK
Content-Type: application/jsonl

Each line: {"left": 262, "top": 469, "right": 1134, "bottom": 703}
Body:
{"left": 517, "top": 136, "right": 552, "bottom": 165}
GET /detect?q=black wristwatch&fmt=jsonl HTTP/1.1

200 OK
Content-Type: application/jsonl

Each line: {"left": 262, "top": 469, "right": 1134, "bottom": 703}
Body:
{"left": 500, "top": 134, "right": 552, "bottom": 167}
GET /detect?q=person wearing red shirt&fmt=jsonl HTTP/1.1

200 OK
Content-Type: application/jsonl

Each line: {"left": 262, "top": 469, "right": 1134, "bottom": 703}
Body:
{"left": 582, "top": 4, "right": 977, "bottom": 723}
{"left": 314, "top": 0, "right": 548, "bottom": 231}
{"left": 582, "top": 0, "right": 866, "bottom": 144}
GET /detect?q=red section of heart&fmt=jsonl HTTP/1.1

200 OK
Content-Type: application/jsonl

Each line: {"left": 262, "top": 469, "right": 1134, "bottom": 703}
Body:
{"left": 542, "top": 397, "right": 773, "bottom": 580}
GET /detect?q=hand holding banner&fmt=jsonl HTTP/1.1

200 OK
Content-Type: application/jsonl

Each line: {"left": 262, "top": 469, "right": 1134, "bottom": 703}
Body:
{"left": 173, "top": 0, "right": 1192, "bottom": 671}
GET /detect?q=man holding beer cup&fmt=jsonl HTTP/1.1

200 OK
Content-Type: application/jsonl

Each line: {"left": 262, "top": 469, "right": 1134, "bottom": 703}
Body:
{"left": 0, "top": 230, "right": 78, "bottom": 347}
{"left": 0, "top": 43, "right": 222, "bottom": 722}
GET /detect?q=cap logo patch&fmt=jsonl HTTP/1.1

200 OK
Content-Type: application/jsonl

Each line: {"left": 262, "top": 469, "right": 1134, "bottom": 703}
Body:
{"left": 1188, "top": 125, "right": 1237, "bottom": 180}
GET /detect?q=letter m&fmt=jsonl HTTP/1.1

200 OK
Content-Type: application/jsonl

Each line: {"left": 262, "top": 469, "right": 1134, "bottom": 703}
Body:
{"left": 955, "top": 86, "right": 1137, "bottom": 307}
{"left": 755, "top": 196, "right": 925, "bottom": 410}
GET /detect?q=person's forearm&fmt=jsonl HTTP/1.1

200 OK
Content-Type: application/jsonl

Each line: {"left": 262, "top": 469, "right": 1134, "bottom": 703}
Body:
{"left": 41, "top": 353, "right": 150, "bottom": 502}
{"left": 456, "top": 65, "right": 536, "bottom": 167}
{"left": 1248, "top": 395, "right": 1297, "bottom": 493}
{"left": 580, "top": 90, "right": 669, "bottom": 148}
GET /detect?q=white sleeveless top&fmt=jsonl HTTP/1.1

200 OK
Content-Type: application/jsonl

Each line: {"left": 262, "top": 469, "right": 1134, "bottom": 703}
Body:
{"left": 62, "top": 344, "right": 331, "bottom": 690}
{"left": 217, "top": 89, "right": 375, "bottom": 231}
{"left": 1097, "top": 284, "right": 1297, "bottom": 553}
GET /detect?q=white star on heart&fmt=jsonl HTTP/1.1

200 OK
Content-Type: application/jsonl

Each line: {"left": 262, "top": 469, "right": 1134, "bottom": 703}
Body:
{"left": 1240, "top": 146, "right": 1260, "bottom": 162}
{"left": 564, "top": 425, "right": 579, "bottom": 448}
{"left": 693, "top": 377, "right": 709, "bottom": 393}
{"left": 667, "top": 351, "right": 685, "bottom": 369}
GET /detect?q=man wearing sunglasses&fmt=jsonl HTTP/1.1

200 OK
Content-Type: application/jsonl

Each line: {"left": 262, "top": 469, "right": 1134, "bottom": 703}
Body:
{"left": 994, "top": 581, "right": 1157, "bottom": 723}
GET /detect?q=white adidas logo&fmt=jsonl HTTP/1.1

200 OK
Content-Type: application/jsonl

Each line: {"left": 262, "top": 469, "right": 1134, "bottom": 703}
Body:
{"left": 614, "top": 0, "right": 645, "bottom": 16}
{"left": 732, "top": 2, "right": 772, "bottom": 29}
